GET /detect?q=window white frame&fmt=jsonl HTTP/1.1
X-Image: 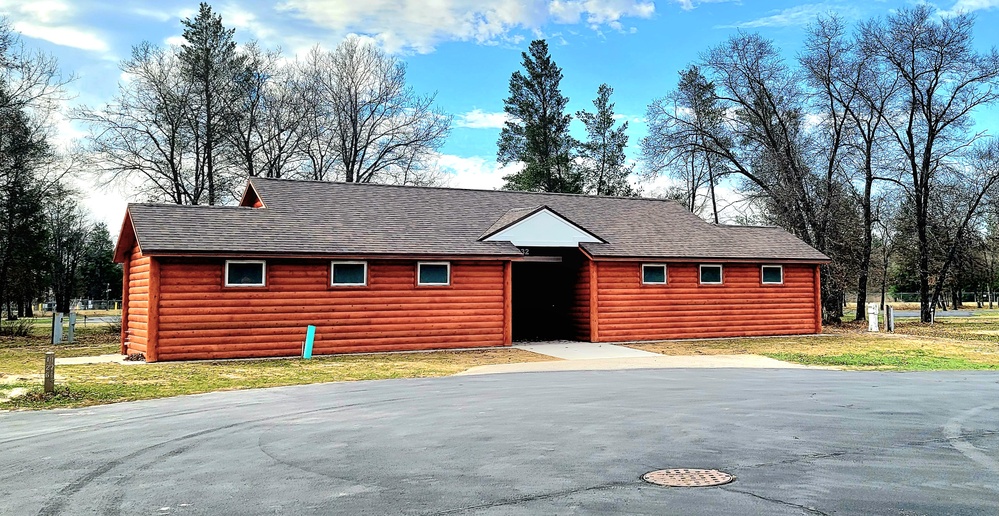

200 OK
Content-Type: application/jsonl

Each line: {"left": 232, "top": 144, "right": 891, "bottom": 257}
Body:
{"left": 417, "top": 261, "right": 451, "bottom": 286}
{"left": 331, "top": 261, "right": 368, "bottom": 286}
{"left": 699, "top": 264, "right": 723, "bottom": 285}
{"left": 224, "top": 260, "right": 266, "bottom": 287}
{"left": 641, "top": 263, "right": 668, "bottom": 285}
{"left": 761, "top": 264, "right": 784, "bottom": 285}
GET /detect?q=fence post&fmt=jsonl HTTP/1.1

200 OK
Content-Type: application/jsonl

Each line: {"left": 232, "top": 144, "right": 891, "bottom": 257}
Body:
{"left": 44, "top": 352, "right": 55, "bottom": 394}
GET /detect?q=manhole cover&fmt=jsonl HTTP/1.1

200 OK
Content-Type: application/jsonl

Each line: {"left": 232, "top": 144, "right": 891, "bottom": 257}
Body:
{"left": 642, "top": 468, "right": 734, "bottom": 487}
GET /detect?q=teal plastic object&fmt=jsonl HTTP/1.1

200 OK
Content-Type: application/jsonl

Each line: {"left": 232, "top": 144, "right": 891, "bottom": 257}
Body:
{"left": 303, "top": 325, "right": 316, "bottom": 359}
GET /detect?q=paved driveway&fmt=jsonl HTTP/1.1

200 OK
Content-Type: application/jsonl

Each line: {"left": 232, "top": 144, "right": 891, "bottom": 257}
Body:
{"left": 2, "top": 369, "right": 998, "bottom": 515}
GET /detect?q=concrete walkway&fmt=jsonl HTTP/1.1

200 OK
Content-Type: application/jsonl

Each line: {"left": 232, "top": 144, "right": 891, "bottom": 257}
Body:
{"left": 457, "top": 353, "right": 815, "bottom": 375}
{"left": 514, "top": 340, "right": 661, "bottom": 360}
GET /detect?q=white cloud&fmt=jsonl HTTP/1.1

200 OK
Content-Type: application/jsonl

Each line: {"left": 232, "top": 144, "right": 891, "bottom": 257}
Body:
{"left": 0, "top": 0, "right": 111, "bottom": 53}
{"left": 274, "top": 0, "right": 655, "bottom": 53}
{"left": 13, "top": 21, "right": 109, "bottom": 52}
{"left": 671, "top": 0, "right": 738, "bottom": 12}
{"left": 17, "top": 0, "right": 71, "bottom": 24}
{"left": 164, "top": 35, "right": 186, "bottom": 47}
{"left": 549, "top": 0, "right": 654, "bottom": 29}
{"left": 717, "top": 4, "right": 847, "bottom": 29}
{"left": 456, "top": 109, "right": 510, "bottom": 129}
{"left": 612, "top": 113, "right": 646, "bottom": 125}
{"left": 76, "top": 179, "right": 130, "bottom": 235}
{"left": 436, "top": 154, "right": 522, "bottom": 190}
{"left": 940, "top": 0, "right": 999, "bottom": 17}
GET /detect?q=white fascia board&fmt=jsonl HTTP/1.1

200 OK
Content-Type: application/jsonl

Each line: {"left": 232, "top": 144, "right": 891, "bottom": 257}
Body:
{"left": 483, "top": 208, "right": 601, "bottom": 247}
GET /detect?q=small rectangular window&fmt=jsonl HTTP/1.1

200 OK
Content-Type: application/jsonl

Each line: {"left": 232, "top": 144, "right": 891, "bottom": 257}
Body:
{"left": 762, "top": 265, "right": 783, "bottom": 284}
{"left": 332, "top": 261, "right": 367, "bottom": 286}
{"left": 700, "top": 264, "right": 723, "bottom": 285}
{"left": 642, "top": 264, "right": 667, "bottom": 284}
{"left": 418, "top": 262, "right": 450, "bottom": 286}
{"left": 225, "top": 260, "right": 265, "bottom": 287}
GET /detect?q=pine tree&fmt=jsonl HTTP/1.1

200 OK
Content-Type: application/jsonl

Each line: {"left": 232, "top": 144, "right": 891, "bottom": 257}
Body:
{"left": 179, "top": 2, "right": 248, "bottom": 205}
{"left": 497, "top": 39, "right": 581, "bottom": 193}
{"left": 576, "top": 84, "right": 634, "bottom": 196}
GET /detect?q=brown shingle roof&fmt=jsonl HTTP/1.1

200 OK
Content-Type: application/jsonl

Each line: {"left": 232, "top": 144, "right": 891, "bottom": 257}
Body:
{"left": 124, "top": 177, "right": 829, "bottom": 262}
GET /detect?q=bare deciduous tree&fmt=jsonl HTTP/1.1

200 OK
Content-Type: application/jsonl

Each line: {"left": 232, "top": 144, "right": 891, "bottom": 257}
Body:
{"left": 228, "top": 43, "right": 306, "bottom": 180}
{"left": 75, "top": 43, "right": 201, "bottom": 204}
{"left": 861, "top": 6, "right": 999, "bottom": 322}
{"left": 303, "top": 38, "right": 451, "bottom": 184}
{"left": 643, "top": 65, "right": 726, "bottom": 220}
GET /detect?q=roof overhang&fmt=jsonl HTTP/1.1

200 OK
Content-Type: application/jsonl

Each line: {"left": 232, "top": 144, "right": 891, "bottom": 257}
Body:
{"left": 112, "top": 208, "right": 138, "bottom": 263}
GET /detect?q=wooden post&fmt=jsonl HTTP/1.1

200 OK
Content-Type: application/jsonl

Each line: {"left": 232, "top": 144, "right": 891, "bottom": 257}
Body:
{"left": 44, "top": 352, "right": 55, "bottom": 394}
{"left": 589, "top": 260, "right": 599, "bottom": 342}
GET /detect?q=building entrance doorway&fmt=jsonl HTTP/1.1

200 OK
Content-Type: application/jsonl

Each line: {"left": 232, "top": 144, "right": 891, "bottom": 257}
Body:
{"left": 511, "top": 249, "right": 583, "bottom": 341}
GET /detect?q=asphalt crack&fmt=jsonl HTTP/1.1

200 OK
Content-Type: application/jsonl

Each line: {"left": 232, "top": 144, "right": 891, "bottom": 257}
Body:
{"left": 721, "top": 486, "right": 831, "bottom": 515}
{"left": 739, "top": 429, "right": 999, "bottom": 470}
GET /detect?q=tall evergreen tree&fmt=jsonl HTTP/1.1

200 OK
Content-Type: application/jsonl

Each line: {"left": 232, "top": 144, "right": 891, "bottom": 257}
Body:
{"left": 179, "top": 2, "right": 248, "bottom": 205}
{"left": 79, "top": 223, "right": 122, "bottom": 301}
{"left": 576, "top": 84, "right": 634, "bottom": 196}
{"left": 0, "top": 99, "right": 49, "bottom": 318}
{"left": 498, "top": 39, "right": 580, "bottom": 193}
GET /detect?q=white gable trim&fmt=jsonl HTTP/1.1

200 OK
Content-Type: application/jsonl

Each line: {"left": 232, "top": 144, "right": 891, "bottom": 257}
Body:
{"left": 483, "top": 208, "right": 602, "bottom": 247}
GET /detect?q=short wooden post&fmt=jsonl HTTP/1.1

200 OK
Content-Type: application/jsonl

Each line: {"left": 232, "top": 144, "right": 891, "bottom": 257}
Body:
{"left": 44, "top": 352, "right": 55, "bottom": 393}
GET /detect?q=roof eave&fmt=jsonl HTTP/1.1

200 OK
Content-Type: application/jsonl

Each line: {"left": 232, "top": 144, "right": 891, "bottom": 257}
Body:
{"left": 112, "top": 209, "right": 138, "bottom": 263}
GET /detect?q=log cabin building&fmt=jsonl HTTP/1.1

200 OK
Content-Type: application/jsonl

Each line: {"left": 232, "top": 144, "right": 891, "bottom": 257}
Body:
{"left": 113, "top": 178, "right": 829, "bottom": 362}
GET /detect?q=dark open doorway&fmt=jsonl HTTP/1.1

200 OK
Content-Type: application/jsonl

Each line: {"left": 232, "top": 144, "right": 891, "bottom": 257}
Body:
{"left": 511, "top": 248, "right": 583, "bottom": 341}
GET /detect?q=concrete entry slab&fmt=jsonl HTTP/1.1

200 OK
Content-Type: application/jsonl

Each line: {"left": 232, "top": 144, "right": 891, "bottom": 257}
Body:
{"left": 514, "top": 340, "right": 661, "bottom": 360}
{"left": 457, "top": 354, "right": 816, "bottom": 375}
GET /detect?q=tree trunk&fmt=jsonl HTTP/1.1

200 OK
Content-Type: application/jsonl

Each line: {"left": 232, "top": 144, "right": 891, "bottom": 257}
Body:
{"left": 706, "top": 153, "right": 719, "bottom": 224}
{"left": 917, "top": 198, "right": 932, "bottom": 322}
{"left": 854, "top": 172, "right": 874, "bottom": 321}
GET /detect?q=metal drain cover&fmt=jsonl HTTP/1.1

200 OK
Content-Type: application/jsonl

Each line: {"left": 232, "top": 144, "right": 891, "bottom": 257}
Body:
{"left": 642, "top": 468, "right": 734, "bottom": 487}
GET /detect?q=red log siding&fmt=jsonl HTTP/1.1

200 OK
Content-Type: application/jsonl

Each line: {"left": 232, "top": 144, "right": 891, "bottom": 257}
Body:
{"left": 124, "top": 243, "right": 150, "bottom": 355}
{"left": 569, "top": 259, "right": 591, "bottom": 340}
{"left": 594, "top": 262, "right": 819, "bottom": 341}
{"left": 152, "top": 259, "right": 507, "bottom": 361}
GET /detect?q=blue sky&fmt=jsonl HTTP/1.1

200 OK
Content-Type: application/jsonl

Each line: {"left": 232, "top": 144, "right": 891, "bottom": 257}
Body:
{"left": 3, "top": 0, "right": 999, "bottom": 230}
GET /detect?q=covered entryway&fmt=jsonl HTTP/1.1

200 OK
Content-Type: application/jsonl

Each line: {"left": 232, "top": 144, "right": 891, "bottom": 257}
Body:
{"left": 511, "top": 248, "right": 585, "bottom": 341}
{"left": 480, "top": 205, "right": 605, "bottom": 342}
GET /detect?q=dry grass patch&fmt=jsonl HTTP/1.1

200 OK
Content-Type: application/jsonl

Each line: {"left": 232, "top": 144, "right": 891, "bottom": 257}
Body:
{"left": 1, "top": 346, "right": 552, "bottom": 410}
{"left": 628, "top": 317, "right": 999, "bottom": 371}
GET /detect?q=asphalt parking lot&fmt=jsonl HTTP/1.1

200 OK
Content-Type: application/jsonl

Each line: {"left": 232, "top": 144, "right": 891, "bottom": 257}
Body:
{"left": 2, "top": 368, "right": 997, "bottom": 515}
